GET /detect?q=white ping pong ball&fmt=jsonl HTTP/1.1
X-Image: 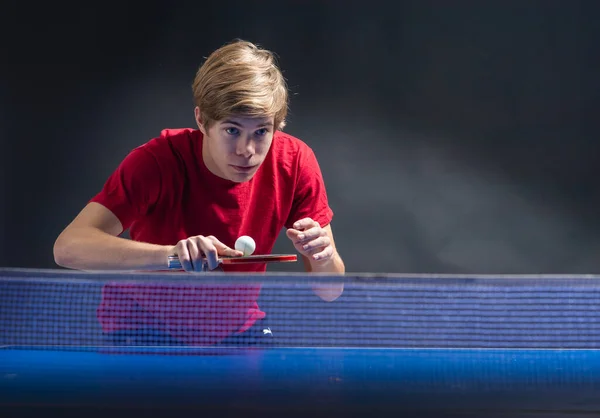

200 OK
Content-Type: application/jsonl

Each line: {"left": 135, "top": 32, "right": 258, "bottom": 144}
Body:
{"left": 235, "top": 235, "right": 256, "bottom": 256}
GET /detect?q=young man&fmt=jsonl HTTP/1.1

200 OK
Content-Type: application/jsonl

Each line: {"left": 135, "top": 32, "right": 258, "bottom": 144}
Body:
{"left": 53, "top": 40, "right": 345, "bottom": 346}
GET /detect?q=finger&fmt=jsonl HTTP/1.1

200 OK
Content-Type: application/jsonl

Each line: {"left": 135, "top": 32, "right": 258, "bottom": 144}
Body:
{"left": 311, "top": 246, "right": 334, "bottom": 261}
{"left": 301, "top": 236, "right": 330, "bottom": 253}
{"left": 197, "top": 236, "right": 219, "bottom": 271}
{"left": 206, "top": 236, "right": 244, "bottom": 257}
{"left": 286, "top": 228, "right": 302, "bottom": 241}
{"left": 292, "top": 218, "right": 319, "bottom": 231}
{"left": 295, "top": 226, "right": 325, "bottom": 244}
{"left": 175, "top": 240, "right": 193, "bottom": 272}
{"left": 186, "top": 239, "right": 204, "bottom": 272}
{"left": 220, "top": 245, "right": 244, "bottom": 257}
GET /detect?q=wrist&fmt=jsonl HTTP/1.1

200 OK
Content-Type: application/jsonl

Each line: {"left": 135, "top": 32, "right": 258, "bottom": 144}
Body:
{"left": 157, "top": 245, "right": 177, "bottom": 270}
{"left": 310, "top": 253, "right": 344, "bottom": 273}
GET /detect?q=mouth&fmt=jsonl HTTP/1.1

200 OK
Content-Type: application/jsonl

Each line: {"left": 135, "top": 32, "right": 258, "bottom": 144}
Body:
{"left": 230, "top": 164, "right": 257, "bottom": 173}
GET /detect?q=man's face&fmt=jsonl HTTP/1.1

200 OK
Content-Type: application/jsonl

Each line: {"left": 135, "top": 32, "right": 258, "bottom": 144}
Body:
{"left": 197, "top": 111, "right": 275, "bottom": 183}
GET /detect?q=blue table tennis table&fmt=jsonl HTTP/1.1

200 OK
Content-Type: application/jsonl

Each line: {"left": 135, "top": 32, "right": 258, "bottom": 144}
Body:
{"left": 3, "top": 268, "right": 600, "bottom": 417}
{"left": 2, "top": 345, "right": 600, "bottom": 417}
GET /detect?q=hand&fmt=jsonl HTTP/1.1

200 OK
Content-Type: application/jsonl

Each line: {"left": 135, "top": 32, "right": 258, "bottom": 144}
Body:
{"left": 171, "top": 235, "right": 243, "bottom": 272}
{"left": 286, "top": 218, "right": 333, "bottom": 264}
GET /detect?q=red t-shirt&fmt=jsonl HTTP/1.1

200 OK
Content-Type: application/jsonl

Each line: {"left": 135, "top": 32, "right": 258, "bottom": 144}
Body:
{"left": 90, "top": 128, "right": 333, "bottom": 346}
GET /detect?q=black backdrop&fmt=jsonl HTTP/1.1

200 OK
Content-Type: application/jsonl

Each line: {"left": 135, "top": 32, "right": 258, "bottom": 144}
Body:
{"left": 3, "top": 0, "right": 599, "bottom": 274}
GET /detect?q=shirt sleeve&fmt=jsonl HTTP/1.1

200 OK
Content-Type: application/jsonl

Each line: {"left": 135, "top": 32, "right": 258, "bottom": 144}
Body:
{"left": 285, "top": 146, "right": 334, "bottom": 229}
{"left": 89, "top": 147, "right": 161, "bottom": 231}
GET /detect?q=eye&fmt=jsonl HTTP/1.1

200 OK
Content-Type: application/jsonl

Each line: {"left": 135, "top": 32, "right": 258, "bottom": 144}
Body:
{"left": 255, "top": 128, "right": 269, "bottom": 137}
{"left": 225, "top": 127, "right": 239, "bottom": 136}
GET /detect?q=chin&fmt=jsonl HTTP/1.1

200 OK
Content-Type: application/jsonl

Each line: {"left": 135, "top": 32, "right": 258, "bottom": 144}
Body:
{"left": 225, "top": 164, "right": 259, "bottom": 182}
{"left": 228, "top": 171, "right": 256, "bottom": 183}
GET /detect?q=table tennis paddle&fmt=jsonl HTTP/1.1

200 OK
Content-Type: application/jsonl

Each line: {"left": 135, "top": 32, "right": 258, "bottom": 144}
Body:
{"left": 167, "top": 254, "right": 297, "bottom": 270}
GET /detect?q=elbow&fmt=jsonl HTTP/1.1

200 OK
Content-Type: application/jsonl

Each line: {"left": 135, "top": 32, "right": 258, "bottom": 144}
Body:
{"left": 313, "top": 283, "right": 344, "bottom": 302}
{"left": 53, "top": 233, "right": 73, "bottom": 268}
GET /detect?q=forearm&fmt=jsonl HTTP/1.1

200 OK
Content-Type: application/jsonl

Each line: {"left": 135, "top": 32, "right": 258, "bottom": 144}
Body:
{"left": 54, "top": 227, "right": 173, "bottom": 271}
{"left": 307, "top": 252, "right": 345, "bottom": 274}
{"left": 305, "top": 253, "right": 345, "bottom": 302}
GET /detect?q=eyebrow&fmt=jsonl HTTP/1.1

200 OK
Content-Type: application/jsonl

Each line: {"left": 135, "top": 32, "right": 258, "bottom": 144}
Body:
{"left": 222, "top": 119, "right": 274, "bottom": 128}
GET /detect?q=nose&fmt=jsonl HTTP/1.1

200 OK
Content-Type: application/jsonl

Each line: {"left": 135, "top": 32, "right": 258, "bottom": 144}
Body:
{"left": 236, "top": 136, "right": 255, "bottom": 157}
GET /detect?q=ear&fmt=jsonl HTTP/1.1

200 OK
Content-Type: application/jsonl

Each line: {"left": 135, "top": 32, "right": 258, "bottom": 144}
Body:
{"left": 194, "top": 107, "right": 206, "bottom": 135}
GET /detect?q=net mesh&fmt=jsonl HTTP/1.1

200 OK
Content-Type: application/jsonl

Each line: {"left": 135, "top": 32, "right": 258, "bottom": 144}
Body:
{"left": 3, "top": 268, "right": 600, "bottom": 349}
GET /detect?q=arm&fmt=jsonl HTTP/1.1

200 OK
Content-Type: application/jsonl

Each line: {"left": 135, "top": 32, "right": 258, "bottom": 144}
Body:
{"left": 54, "top": 203, "right": 243, "bottom": 272}
{"left": 283, "top": 145, "right": 344, "bottom": 300}
{"left": 54, "top": 147, "right": 174, "bottom": 271}
{"left": 303, "top": 224, "right": 345, "bottom": 302}
{"left": 287, "top": 221, "right": 345, "bottom": 302}
{"left": 53, "top": 202, "right": 172, "bottom": 271}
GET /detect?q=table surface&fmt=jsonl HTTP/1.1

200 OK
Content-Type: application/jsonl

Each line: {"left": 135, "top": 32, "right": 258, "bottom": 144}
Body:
{"left": 2, "top": 346, "right": 600, "bottom": 418}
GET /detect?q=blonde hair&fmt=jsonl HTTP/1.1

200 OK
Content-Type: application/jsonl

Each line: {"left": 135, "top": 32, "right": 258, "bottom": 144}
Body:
{"left": 192, "top": 40, "right": 289, "bottom": 130}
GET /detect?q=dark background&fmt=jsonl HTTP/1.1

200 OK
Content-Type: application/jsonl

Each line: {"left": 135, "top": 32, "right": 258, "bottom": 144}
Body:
{"left": 3, "top": 0, "right": 599, "bottom": 274}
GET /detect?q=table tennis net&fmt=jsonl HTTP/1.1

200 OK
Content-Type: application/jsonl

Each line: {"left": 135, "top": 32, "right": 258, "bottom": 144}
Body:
{"left": 3, "top": 269, "right": 600, "bottom": 349}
